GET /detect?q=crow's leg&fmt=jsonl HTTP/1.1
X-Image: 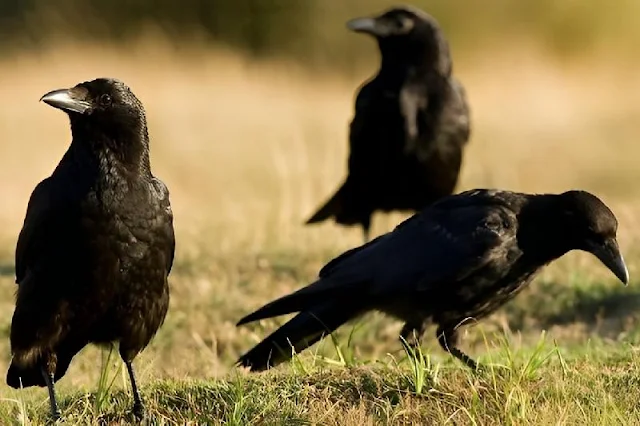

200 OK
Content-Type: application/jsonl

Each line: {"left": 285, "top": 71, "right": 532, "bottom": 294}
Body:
{"left": 40, "top": 363, "right": 61, "bottom": 420}
{"left": 436, "top": 326, "right": 478, "bottom": 370}
{"left": 400, "top": 321, "right": 427, "bottom": 349}
{"left": 360, "top": 213, "right": 372, "bottom": 243}
{"left": 120, "top": 345, "right": 145, "bottom": 420}
{"left": 124, "top": 361, "right": 144, "bottom": 419}
{"left": 362, "top": 228, "right": 370, "bottom": 244}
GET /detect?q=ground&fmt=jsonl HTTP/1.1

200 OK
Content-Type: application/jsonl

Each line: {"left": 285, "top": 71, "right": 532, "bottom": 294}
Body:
{"left": 1, "top": 38, "right": 640, "bottom": 424}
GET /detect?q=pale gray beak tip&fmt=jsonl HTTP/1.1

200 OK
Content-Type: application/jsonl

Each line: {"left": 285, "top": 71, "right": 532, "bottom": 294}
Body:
{"left": 620, "top": 258, "right": 630, "bottom": 286}
{"left": 588, "top": 239, "right": 629, "bottom": 286}
{"left": 346, "top": 17, "right": 377, "bottom": 33}
{"left": 610, "top": 250, "right": 629, "bottom": 286}
{"left": 40, "top": 88, "right": 91, "bottom": 114}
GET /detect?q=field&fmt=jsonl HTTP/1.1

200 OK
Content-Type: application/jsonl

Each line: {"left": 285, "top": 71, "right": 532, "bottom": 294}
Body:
{"left": 1, "top": 37, "right": 640, "bottom": 424}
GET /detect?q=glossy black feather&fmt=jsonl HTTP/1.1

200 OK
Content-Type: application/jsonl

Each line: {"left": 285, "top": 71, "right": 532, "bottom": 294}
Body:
{"left": 306, "top": 6, "right": 470, "bottom": 239}
{"left": 7, "top": 79, "right": 175, "bottom": 398}
{"left": 237, "top": 302, "right": 362, "bottom": 372}
{"left": 239, "top": 189, "right": 627, "bottom": 371}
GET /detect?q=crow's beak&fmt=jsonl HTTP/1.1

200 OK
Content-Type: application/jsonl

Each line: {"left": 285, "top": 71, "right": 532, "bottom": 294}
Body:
{"left": 587, "top": 238, "right": 629, "bottom": 285}
{"left": 40, "top": 88, "right": 91, "bottom": 114}
{"left": 346, "top": 17, "right": 380, "bottom": 35}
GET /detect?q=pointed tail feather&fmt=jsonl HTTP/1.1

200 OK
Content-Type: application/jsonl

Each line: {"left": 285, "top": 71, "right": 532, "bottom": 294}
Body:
{"left": 237, "top": 277, "right": 367, "bottom": 326}
{"left": 306, "top": 188, "right": 343, "bottom": 224}
{"left": 237, "top": 302, "right": 361, "bottom": 371}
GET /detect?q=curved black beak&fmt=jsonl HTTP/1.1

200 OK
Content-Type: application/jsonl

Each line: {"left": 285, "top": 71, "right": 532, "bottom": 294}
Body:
{"left": 40, "top": 88, "right": 91, "bottom": 114}
{"left": 587, "top": 238, "right": 629, "bottom": 285}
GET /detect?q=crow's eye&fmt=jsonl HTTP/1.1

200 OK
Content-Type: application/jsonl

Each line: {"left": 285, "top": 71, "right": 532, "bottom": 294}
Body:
{"left": 394, "top": 16, "right": 414, "bottom": 33}
{"left": 98, "top": 94, "right": 112, "bottom": 106}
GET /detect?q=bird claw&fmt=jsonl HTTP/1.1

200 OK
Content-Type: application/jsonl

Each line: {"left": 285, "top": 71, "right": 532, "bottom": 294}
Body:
{"left": 462, "top": 357, "right": 488, "bottom": 376}
{"left": 449, "top": 347, "right": 482, "bottom": 372}
{"left": 466, "top": 360, "right": 482, "bottom": 373}
{"left": 48, "top": 405, "right": 62, "bottom": 422}
{"left": 44, "top": 410, "right": 61, "bottom": 426}
{"left": 132, "top": 403, "right": 146, "bottom": 421}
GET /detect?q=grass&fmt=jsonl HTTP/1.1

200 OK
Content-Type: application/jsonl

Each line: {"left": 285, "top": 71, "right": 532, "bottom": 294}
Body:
{"left": 1, "top": 36, "right": 640, "bottom": 423}
{"left": 4, "top": 342, "right": 640, "bottom": 424}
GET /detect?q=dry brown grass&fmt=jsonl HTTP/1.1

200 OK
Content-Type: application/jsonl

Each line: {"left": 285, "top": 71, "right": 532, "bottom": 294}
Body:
{"left": 1, "top": 36, "right": 640, "bottom": 423}
{"left": 1, "top": 38, "right": 640, "bottom": 247}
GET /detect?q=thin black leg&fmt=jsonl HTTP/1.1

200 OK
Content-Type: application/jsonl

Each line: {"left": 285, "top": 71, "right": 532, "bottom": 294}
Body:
{"left": 436, "top": 326, "right": 478, "bottom": 370}
{"left": 400, "top": 321, "right": 427, "bottom": 348}
{"left": 362, "top": 227, "right": 370, "bottom": 244}
{"left": 40, "top": 366, "right": 61, "bottom": 420}
{"left": 125, "top": 361, "right": 145, "bottom": 419}
{"left": 361, "top": 215, "right": 372, "bottom": 244}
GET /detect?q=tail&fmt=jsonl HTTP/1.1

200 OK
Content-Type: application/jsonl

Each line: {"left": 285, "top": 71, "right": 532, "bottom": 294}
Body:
{"left": 305, "top": 187, "right": 344, "bottom": 224}
{"left": 6, "top": 342, "right": 84, "bottom": 389}
{"left": 237, "top": 302, "right": 361, "bottom": 371}
{"left": 237, "top": 276, "right": 368, "bottom": 327}
{"left": 6, "top": 363, "right": 46, "bottom": 388}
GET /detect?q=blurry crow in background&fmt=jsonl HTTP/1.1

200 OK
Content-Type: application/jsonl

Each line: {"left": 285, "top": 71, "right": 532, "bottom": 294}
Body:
{"left": 306, "top": 6, "right": 471, "bottom": 242}
{"left": 6, "top": 78, "right": 175, "bottom": 420}
{"left": 239, "top": 189, "right": 628, "bottom": 371}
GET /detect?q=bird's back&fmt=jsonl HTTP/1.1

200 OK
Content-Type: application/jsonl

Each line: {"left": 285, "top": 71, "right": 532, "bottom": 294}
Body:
{"left": 346, "top": 71, "right": 469, "bottom": 212}
{"left": 379, "top": 190, "right": 540, "bottom": 325}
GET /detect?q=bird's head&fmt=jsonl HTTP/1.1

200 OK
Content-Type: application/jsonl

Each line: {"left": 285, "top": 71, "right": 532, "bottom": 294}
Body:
{"left": 556, "top": 190, "right": 628, "bottom": 285}
{"left": 346, "top": 5, "right": 450, "bottom": 73}
{"left": 40, "top": 78, "right": 147, "bottom": 141}
{"left": 40, "top": 78, "right": 150, "bottom": 169}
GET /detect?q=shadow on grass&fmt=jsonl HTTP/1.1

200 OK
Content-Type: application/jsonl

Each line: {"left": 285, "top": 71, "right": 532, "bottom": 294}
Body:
{"left": 544, "top": 291, "right": 640, "bottom": 326}
{"left": 505, "top": 279, "right": 640, "bottom": 337}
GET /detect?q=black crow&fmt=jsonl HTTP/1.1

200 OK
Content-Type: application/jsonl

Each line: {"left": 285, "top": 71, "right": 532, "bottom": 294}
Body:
{"left": 6, "top": 78, "right": 175, "bottom": 420}
{"left": 239, "top": 189, "right": 628, "bottom": 371}
{"left": 306, "top": 6, "right": 470, "bottom": 242}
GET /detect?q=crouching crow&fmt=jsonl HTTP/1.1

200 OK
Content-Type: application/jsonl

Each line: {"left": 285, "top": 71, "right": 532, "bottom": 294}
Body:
{"left": 240, "top": 189, "right": 628, "bottom": 371}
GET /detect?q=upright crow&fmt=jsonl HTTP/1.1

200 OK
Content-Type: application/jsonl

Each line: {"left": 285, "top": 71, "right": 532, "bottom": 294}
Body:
{"left": 306, "top": 6, "right": 470, "bottom": 242}
{"left": 6, "top": 78, "right": 175, "bottom": 420}
{"left": 239, "top": 189, "right": 628, "bottom": 371}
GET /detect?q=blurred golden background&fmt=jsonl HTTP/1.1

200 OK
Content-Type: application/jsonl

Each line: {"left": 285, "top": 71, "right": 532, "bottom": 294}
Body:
{"left": 2, "top": 0, "right": 640, "bottom": 397}
{"left": 1, "top": 0, "right": 640, "bottom": 251}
